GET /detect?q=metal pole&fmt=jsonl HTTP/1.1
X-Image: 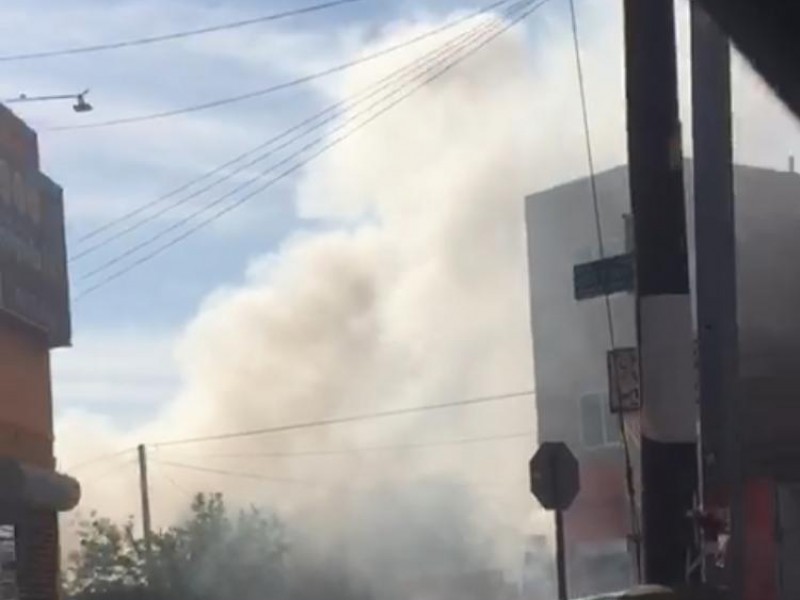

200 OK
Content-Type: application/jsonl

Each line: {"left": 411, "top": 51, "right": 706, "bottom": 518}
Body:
{"left": 690, "top": 5, "right": 742, "bottom": 597}
{"left": 137, "top": 444, "right": 154, "bottom": 582}
{"left": 555, "top": 509, "right": 567, "bottom": 600}
{"left": 623, "top": 0, "right": 698, "bottom": 586}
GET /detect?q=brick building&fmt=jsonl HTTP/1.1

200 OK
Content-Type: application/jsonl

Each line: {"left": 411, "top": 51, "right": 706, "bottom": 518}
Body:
{"left": 0, "top": 104, "right": 79, "bottom": 600}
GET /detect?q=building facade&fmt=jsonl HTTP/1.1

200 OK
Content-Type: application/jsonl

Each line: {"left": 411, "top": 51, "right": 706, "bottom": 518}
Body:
{"left": 525, "top": 163, "right": 800, "bottom": 599}
{"left": 0, "top": 104, "right": 79, "bottom": 600}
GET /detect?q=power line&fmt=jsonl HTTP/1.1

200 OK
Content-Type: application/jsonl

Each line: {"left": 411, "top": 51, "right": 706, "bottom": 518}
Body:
{"left": 70, "top": 2, "right": 511, "bottom": 252}
{"left": 70, "top": 3, "right": 512, "bottom": 260}
{"left": 150, "top": 390, "right": 535, "bottom": 448}
{"left": 73, "top": 5, "right": 514, "bottom": 283}
{"left": 75, "top": 0, "right": 549, "bottom": 297}
{"left": 161, "top": 431, "right": 534, "bottom": 460}
{"left": 567, "top": 0, "right": 641, "bottom": 575}
{"left": 0, "top": 0, "right": 362, "bottom": 62}
{"left": 48, "top": 0, "right": 513, "bottom": 131}
{"left": 63, "top": 446, "right": 136, "bottom": 472}
{"left": 154, "top": 458, "right": 526, "bottom": 492}
{"left": 79, "top": 457, "right": 138, "bottom": 486}
{"left": 73, "top": 0, "right": 530, "bottom": 293}
{"left": 154, "top": 464, "right": 196, "bottom": 500}
{"left": 154, "top": 459, "right": 323, "bottom": 486}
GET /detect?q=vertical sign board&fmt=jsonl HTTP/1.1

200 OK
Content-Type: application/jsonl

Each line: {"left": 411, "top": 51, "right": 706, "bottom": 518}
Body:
{"left": 608, "top": 347, "right": 642, "bottom": 413}
{"left": 0, "top": 105, "right": 70, "bottom": 348}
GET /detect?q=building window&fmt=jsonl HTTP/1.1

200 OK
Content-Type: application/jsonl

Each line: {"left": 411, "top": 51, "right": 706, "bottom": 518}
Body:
{"left": 580, "top": 393, "right": 621, "bottom": 449}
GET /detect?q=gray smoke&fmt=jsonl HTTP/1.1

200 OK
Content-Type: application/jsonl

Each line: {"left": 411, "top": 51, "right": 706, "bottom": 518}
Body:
{"left": 54, "top": 0, "right": 800, "bottom": 597}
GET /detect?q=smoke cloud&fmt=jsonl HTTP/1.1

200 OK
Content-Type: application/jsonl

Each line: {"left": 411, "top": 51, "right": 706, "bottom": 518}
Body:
{"left": 55, "top": 5, "right": 570, "bottom": 588}
{"left": 53, "top": 0, "right": 800, "bottom": 595}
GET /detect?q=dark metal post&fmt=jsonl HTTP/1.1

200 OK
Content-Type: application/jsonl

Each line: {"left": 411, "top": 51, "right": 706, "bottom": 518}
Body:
{"left": 623, "top": 0, "right": 698, "bottom": 586}
{"left": 555, "top": 509, "right": 567, "bottom": 600}
{"left": 690, "top": 5, "right": 742, "bottom": 597}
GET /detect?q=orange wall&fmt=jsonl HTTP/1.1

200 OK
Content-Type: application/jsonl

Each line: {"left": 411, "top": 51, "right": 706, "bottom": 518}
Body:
{"left": 0, "top": 315, "right": 53, "bottom": 468}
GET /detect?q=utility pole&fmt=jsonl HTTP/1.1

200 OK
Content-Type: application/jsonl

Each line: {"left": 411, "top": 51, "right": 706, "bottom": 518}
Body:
{"left": 623, "top": 0, "right": 698, "bottom": 586}
{"left": 137, "top": 444, "right": 154, "bottom": 583}
{"left": 690, "top": 5, "right": 742, "bottom": 598}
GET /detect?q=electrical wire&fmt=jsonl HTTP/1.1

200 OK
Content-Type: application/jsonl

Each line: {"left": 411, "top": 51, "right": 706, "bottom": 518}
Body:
{"left": 161, "top": 431, "right": 534, "bottom": 460}
{"left": 73, "top": 5, "right": 516, "bottom": 283}
{"left": 77, "top": 456, "right": 138, "bottom": 486}
{"left": 70, "top": 2, "right": 515, "bottom": 259}
{"left": 567, "top": 0, "right": 641, "bottom": 578}
{"left": 155, "top": 458, "right": 526, "bottom": 492}
{"left": 154, "top": 464, "right": 196, "bottom": 501}
{"left": 154, "top": 459, "right": 324, "bottom": 486}
{"left": 63, "top": 446, "right": 136, "bottom": 472}
{"left": 0, "top": 0, "right": 362, "bottom": 62}
{"left": 48, "top": 0, "right": 514, "bottom": 131}
{"left": 150, "top": 390, "right": 535, "bottom": 448}
{"left": 74, "top": 0, "right": 549, "bottom": 298}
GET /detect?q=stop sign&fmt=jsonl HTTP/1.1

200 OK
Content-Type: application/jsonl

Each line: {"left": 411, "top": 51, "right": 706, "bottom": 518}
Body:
{"left": 529, "top": 442, "right": 580, "bottom": 510}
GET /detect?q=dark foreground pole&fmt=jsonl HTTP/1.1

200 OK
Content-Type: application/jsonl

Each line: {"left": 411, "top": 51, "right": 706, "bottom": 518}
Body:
{"left": 623, "top": 0, "right": 698, "bottom": 586}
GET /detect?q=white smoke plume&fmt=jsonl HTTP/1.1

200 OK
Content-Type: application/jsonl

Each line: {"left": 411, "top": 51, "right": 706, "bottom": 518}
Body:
{"left": 54, "top": 4, "right": 579, "bottom": 579}
{"left": 52, "top": 0, "right": 800, "bottom": 592}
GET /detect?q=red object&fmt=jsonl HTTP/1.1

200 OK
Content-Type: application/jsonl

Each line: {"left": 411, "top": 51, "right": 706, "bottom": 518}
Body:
{"left": 564, "top": 459, "right": 628, "bottom": 545}
{"left": 744, "top": 478, "right": 777, "bottom": 600}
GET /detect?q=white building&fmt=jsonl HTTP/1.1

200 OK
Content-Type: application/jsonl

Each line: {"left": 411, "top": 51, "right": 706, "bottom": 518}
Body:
{"left": 524, "top": 162, "right": 800, "bottom": 598}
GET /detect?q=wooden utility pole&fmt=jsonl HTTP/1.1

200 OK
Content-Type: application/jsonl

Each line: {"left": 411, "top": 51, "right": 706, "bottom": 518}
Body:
{"left": 690, "top": 5, "right": 743, "bottom": 598}
{"left": 137, "top": 444, "right": 154, "bottom": 582}
{"left": 623, "top": 0, "right": 698, "bottom": 586}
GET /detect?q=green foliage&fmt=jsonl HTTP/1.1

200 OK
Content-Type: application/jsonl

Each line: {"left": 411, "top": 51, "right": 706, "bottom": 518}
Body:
{"left": 64, "top": 514, "right": 147, "bottom": 598}
{"left": 65, "top": 493, "right": 288, "bottom": 600}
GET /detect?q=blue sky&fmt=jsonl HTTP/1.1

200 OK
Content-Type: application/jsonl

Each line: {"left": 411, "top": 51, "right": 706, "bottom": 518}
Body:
{"left": 0, "top": 0, "right": 569, "bottom": 426}
{"left": 3, "top": 0, "right": 799, "bottom": 434}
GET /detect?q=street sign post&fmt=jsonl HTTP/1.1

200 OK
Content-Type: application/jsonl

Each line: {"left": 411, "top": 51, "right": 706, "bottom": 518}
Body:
{"left": 529, "top": 442, "right": 580, "bottom": 600}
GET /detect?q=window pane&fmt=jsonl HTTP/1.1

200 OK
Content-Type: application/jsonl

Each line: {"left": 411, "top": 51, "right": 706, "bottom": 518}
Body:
{"left": 580, "top": 394, "right": 605, "bottom": 448}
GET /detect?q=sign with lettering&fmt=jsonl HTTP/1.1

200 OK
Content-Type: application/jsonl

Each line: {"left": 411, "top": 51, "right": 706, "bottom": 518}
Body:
{"left": 573, "top": 253, "right": 635, "bottom": 301}
{"left": 607, "top": 347, "right": 641, "bottom": 413}
{"left": 0, "top": 106, "right": 69, "bottom": 347}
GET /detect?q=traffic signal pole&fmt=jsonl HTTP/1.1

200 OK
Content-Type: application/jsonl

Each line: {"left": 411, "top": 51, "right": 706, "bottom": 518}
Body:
{"left": 623, "top": 0, "right": 698, "bottom": 586}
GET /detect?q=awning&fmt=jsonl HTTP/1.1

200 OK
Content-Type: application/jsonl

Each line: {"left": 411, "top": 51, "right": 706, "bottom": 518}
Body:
{"left": 0, "top": 459, "right": 80, "bottom": 512}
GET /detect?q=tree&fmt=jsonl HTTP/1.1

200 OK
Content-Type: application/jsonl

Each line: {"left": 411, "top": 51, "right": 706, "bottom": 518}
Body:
{"left": 63, "top": 514, "right": 147, "bottom": 599}
{"left": 65, "top": 493, "right": 288, "bottom": 600}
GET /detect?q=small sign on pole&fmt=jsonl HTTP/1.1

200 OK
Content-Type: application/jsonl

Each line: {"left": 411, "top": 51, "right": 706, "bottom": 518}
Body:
{"left": 608, "top": 347, "right": 641, "bottom": 413}
{"left": 529, "top": 442, "right": 580, "bottom": 600}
